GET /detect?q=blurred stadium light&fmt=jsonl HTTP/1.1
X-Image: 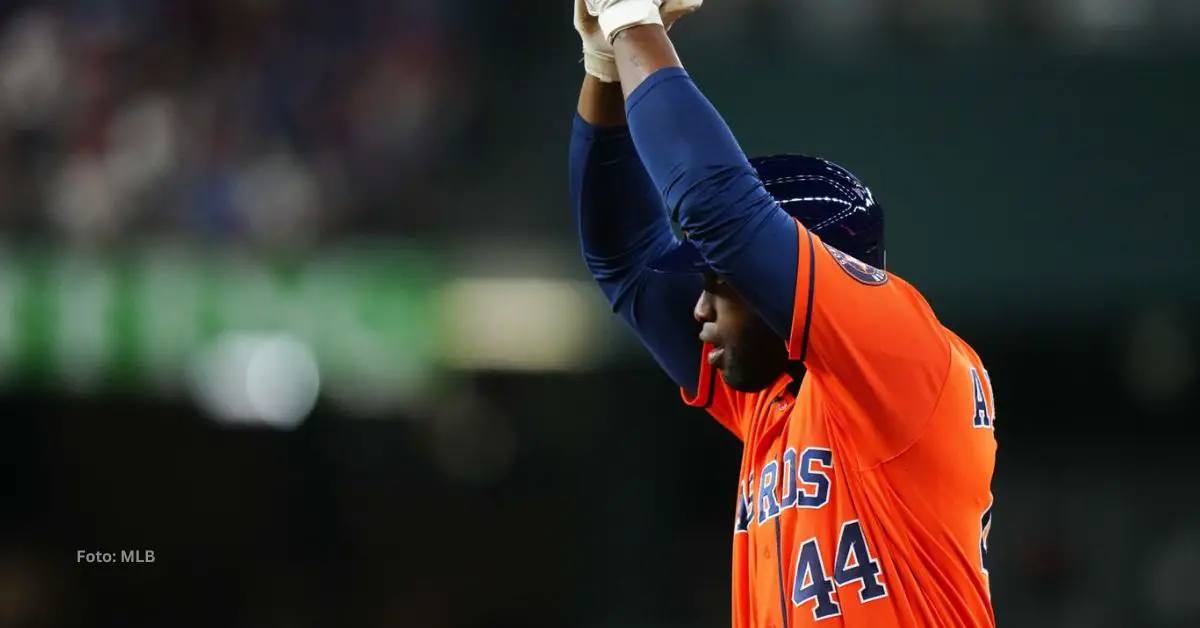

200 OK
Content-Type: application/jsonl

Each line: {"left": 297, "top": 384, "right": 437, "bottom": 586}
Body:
{"left": 437, "top": 277, "right": 611, "bottom": 373}
{"left": 187, "top": 331, "right": 320, "bottom": 430}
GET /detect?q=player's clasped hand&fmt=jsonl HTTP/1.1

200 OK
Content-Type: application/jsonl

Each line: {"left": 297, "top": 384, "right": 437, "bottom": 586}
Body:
{"left": 575, "top": 0, "right": 701, "bottom": 82}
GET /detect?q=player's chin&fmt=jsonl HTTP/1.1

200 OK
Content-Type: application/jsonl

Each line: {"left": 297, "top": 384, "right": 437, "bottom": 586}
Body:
{"left": 719, "top": 361, "right": 782, "bottom": 393}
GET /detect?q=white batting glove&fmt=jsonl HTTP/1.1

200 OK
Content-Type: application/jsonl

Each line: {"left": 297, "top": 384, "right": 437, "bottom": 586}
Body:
{"left": 576, "top": 0, "right": 702, "bottom": 82}
{"left": 576, "top": 0, "right": 620, "bottom": 82}
{"left": 588, "top": 0, "right": 663, "bottom": 45}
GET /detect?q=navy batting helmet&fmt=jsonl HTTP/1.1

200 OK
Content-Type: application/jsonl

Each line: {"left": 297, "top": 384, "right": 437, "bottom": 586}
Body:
{"left": 647, "top": 154, "right": 884, "bottom": 274}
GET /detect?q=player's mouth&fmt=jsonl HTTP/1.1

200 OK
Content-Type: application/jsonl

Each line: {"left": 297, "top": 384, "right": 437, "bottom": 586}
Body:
{"left": 707, "top": 346, "right": 725, "bottom": 367}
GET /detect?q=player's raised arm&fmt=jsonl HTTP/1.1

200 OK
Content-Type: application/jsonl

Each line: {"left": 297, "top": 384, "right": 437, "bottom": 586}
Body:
{"left": 570, "top": 76, "right": 706, "bottom": 395}
{"left": 599, "top": 7, "right": 801, "bottom": 344}
{"left": 585, "top": 2, "right": 953, "bottom": 463}
{"left": 569, "top": 2, "right": 710, "bottom": 401}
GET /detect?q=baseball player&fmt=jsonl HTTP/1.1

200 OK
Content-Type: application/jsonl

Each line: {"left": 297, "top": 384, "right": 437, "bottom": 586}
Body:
{"left": 569, "top": 1, "right": 998, "bottom": 626}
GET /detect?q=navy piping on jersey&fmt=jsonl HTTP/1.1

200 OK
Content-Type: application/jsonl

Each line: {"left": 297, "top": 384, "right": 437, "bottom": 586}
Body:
{"left": 796, "top": 227, "right": 817, "bottom": 363}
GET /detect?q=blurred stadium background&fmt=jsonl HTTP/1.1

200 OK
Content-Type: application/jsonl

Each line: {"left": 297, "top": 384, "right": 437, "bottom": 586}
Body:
{"left": 0, "top": 0, "right": 1197, "bottom": 627}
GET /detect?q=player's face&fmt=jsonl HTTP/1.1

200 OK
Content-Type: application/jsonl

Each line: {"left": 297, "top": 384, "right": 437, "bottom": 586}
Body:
{"left": 694, "top": 272, "right": 788, "bottom": 393}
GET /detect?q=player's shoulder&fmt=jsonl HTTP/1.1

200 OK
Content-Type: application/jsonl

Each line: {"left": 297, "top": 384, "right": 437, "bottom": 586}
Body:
{"left": 941, "top": 327, "right": 985, "bottom": 366}
{"left": 811, "top": 236, "right": 934, "bottom": 310}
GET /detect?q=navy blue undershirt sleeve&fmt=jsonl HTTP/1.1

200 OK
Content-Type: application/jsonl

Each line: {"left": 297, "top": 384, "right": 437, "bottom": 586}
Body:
{"left": 624, "top": 68, "right": 798, "bottom": 340}
{"left": 569, "top": 113, "right": 705, "bottom": 393}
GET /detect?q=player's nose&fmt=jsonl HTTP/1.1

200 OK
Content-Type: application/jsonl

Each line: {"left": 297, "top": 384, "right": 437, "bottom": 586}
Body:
{"left": 693, "top": 291, "right": 715, "bottom": 324}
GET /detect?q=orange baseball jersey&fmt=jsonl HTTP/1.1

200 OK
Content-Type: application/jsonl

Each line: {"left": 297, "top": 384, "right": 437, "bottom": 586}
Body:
{"left": 682, "top": 227, "right": 997, "bottom": 627}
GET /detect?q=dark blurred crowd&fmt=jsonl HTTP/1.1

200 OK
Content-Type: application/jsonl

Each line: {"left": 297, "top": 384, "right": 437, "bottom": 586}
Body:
{"left": 0, "top": 0, "right": 472, "bottom": 250}
{"left": 0, "top": 0, "right": 1195, "bottom": 250}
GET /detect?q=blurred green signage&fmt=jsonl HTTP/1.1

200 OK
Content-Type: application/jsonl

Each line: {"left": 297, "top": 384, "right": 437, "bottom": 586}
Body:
{"left": 0, "top": 243, "right": 444, "bottom": 398}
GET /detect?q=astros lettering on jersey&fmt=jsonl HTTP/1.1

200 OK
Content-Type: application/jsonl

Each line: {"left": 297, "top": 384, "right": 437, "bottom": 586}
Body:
{"left": 683, "top": 226, "right": 998, "bottom": 627}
